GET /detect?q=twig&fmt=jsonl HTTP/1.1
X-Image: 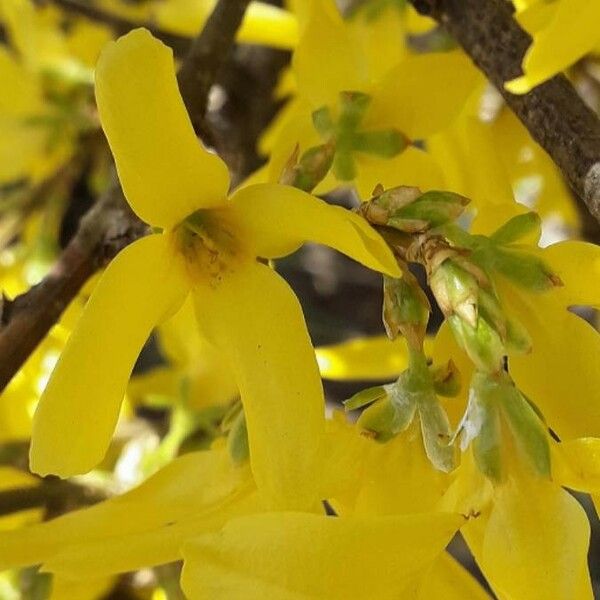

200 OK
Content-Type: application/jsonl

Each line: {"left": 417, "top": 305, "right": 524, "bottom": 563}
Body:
{"left": 0, "top": 0, "right": 252, "bottom": 392}
{"left": 177, "top": 0, "right": 252, "bottom": 137}
{"left": 46, "top": 0, "right": 190, "bottom": 56}
{"left": 411, "top": 0, "right": 600, "bottom": 224}
{"left": 0, "top": 479, "right": 108, "bottom": 517}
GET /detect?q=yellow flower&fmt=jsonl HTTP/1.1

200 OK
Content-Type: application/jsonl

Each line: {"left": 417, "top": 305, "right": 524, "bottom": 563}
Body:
{"left": 506, "top": 0, "right": 600, "bottom": 93}
{"left": 264, "top": 0, "right": 478, "bottom": 197}
{"left": 31, "top": 28, "right": 400, "bottom": 510}
{"left": 154, "top": 0, "right": 299, "bottom": 50}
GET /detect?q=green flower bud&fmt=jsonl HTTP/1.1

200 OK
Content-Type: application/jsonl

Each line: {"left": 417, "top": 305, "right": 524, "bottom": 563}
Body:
{"left": 448, "top": 314, "right": 505, "bottom": 374}
{"left": 279, "top": 143, "right": 335, "bottom": 192}
{"left": 430, "top": 260, "right": 479, "bottom": 327}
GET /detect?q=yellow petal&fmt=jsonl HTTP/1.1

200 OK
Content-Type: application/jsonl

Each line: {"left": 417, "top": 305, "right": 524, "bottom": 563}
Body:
{"left": 504, "top": 284, "right": 600, "bottom": 439}
{"left": 0, "top": 449, "right": 259, "bottom": 577}
{"left": 181, "top": 511, "right": 463, "bottom": 599}
{"left": 482, "top": 476, "right": 592, "bottom": 600}
{"left": 418, "top": 553, "right": 490, "bottom": 600}
{"left": 193, "top": 261, "right": 325, "bottom": 510}
{"left": 552, "top": 438, "right": 600, "bottom": 495}
{"left": 539, "top": 241, "right": 600, "bottom": 308}
{"left": 95, "top": 28, "right": 230, "bottom": 228}
{"left": 232, "top": 183, "right": 401, "bottom": 276}
{"left": 155, "top": 0, "right": 298, "bottom": 50}
{"left": 293, "top": 0, "right": 366, "bottom": 107}
{"left": 50, "top": 576, "right": 113, "bottom": 600}
{"left": 316, "top": 335, "right": 408, "bottom": 381}
{"left": 353, "top": 146, "right": 445, "bottom": 200}
{"left": 506, "top": 0, "right": 600, "bottom": 93}
{"left": 366, "top": 52, "right": 479, "bottom": 139}
{"left": 30, "top": 234, "right": 189, "bottom": 477}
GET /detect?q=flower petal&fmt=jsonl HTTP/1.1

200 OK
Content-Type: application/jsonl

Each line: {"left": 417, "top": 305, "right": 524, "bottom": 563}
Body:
{"left": 193, "top": 261, "right": 325, "bottom": 510}
{"left": 316, "top": 335, "right": 408, "bottom": 381}
{"left": 481, "top": 476, "right": 592, "bottom": 600}
{"left": 505, "top": 285, "right": 600, "bottom": 440}
{"left": 293, "top": 0, "right": 366, "bottom": 107}
{"left": 539, "top": 241, "right": 600, "bottom": 308}
{"left": 506, "top": 0, "right": 600, "bottom": 93}
{"left": 418, "top": 553, "right": 489, "bottom": 600}
{"left": 181, "top": 511, "right": 463, "bottom": 599}
{"left": 0, "top": 449, "right": 259, "bottom": 577}
{"left": 232, "top": 183, "right": 401, "bottom": 276}
{"left": 30, "top": 234, "right": 189, "bottom": 477}
{"left": 366, "top": 52, "right": 480, "bottom": 139}
{"left": 95, "top": 28, "right": 230, "bottom": 228}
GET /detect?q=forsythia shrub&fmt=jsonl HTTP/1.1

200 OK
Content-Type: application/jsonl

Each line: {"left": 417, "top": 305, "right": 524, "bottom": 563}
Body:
{"left": 0, "top": 0, "right": 599, "bottom": 598}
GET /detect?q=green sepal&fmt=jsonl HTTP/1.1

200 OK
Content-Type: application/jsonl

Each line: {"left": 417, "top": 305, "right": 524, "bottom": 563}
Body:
{"left": 352, "top": 129, "right": 407, "bottom": 158}
{"left": 432, "top": 359, "right": 461, "bottom": 398}
{"left": 418, "top": 394, "right": 456, "bottom": 473}
{"left": 490, "top": 212, "right": 541, "bottom": 246}
{"left": 356, "top": 393, "right": 416, "bottom": 443}
{"left": 491, "top": 248, "right": 562, "bottom": 293}
{"left": 344, "top": 385, "right": 387, "bottom": 411}
{"left": 391, "top": 190, "right": 469, "bottom": 228}
{"left": 501, "top": 384, "right": 551, "bottom": 478}
{"left": 227, "top": 409, "right": 250, "bottom": 465}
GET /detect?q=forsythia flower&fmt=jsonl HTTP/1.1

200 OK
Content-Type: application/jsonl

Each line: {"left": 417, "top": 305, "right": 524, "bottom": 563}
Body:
{"left": 263, "top": 0, "right": 478, "bottom": 197}
{"left": 30, "top": 28, "right": 401, "bottom": 511}
{"left": 507, "top": 0, "right": 600, "bottom": 93}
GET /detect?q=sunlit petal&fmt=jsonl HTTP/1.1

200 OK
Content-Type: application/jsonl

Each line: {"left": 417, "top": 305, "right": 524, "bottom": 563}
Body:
{"left": 232, "top": 183, "right": 400, "bottom": 276}
{"left": 193, "top": 261, "right": 326, "bottom": 510}
{"left": 95, "top": 28, "right": 230, "bottom": 228}
{"left": 181, "top": 511, "right": 463, "bottom": 599}
{"left": 30, "top": 234, "right": 189, "bottom": 477}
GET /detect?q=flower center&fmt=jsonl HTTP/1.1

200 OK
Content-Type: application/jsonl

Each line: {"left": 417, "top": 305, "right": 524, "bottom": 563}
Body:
{"left": 171, "top": 207, "right": 250, "bottom": 285}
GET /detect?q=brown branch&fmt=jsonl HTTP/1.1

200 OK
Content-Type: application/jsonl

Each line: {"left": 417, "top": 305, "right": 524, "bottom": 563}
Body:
{"left": 411, "top": 0, "right": 600, "bottom": 224}
{"left": 177, "top": 0, "right": 252, "bottom": 137}
{"left": 0, "top": 479, "right": 108, "bottom": 517}
{"left": 0, "top": 0, "right": 252, "bottom": 392}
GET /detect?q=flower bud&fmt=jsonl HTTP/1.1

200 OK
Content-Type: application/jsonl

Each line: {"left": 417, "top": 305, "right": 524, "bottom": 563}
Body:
{"left": 279, "top": 143, "right": 335, "bottom": 192}
{"left": 491, "top": 247, "right": 562, "bottom": 293}
{"left": 388, "top": 190, "right": 469, "bottom": 230}
{"left": 448, "top": 314, "right": 505, "bottom": 374}
{"left": 490, "top": 211, "right": 541, "bottom": 245}
{"left": 356, "top": 393, "right": 416, "bottom": 443}
{"left": 430, "top": 260, "right": 479, "bottom": 327}
{"left": 382, "top": 272, "right": 430, "bottom": 348}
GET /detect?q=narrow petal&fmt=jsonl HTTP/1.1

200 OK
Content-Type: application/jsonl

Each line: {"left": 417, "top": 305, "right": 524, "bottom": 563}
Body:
{"left": 316, "top": 335, "right": 408, "bottom": 381}
{"left": 539, "top": 241, "right": 600, "bottom": 308}
{"left": 292, "top": 0, "right": 366, "bottom": 107}
{"left": 366, "top": 52, "right": 479, "bottom": 139}
{"left": 193, "top": 261, "right": 326, "bottom": 510}
{"left": 482, "top": 477, "right": 592, "bottom": 600}
{"left": 418, "top": 553, "right": 490, "bottom": 600}
{"left": 181, "top": 511, "right": 463, "bottom": 599}
{"left": 95, "top": 28, "right": 230, "bottom": 228}
{"left": 504, "top": 284, "right": 600, "bottom": 439}
{"left": 50, "top": 576, "right": 113, "bottom": 600}
{"left": 506, "top": 0, "right": 600, "bottom": 93}
{"left": 232, "top": 183, "right": 401, "bottom": 277}
{"left": 354, "top": 147, "right": 445, "bottom": 200}
{"left": 0, "top": 450, "right": 259, "bottom": 577}
{"left": 30, "top": 234, "right": 189, "bottom": 477}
